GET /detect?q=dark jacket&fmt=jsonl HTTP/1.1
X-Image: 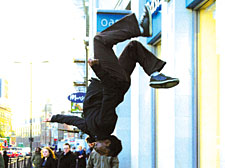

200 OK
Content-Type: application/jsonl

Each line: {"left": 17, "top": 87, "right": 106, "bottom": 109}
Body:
{"left": 51, "top": 78, "right": 128, "bottom": 141}
{"left": 3, "top": 152, "right": 9, "bottom": 168}
{"left": 57, "top": 151, "right": 76, "bottom": 168}
{"left": 76, "top": 150, "right": 86, "bottom": 168}
{"left": 41, "top": 157, "right": 57, "bottom": 168}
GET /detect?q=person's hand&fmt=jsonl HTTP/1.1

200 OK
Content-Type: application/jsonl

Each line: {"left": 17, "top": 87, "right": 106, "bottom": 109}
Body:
{"left": 43, "top": 115, "right": 52, "bottom": 122}
{"left": 88, "top": 59, "right": 99, "bottom": 66}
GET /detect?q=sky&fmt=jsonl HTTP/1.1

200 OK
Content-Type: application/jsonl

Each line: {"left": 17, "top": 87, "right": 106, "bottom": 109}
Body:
{"left": 0, "top": 0, "right": 87, "bottom": 128}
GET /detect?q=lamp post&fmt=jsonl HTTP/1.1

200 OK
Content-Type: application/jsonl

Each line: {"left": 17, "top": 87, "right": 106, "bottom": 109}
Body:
{"left": 14, "top": 61, "right": 49, "bottom": 155}
{"left": 29, "top": 62, "right": 33, "bottom": 155}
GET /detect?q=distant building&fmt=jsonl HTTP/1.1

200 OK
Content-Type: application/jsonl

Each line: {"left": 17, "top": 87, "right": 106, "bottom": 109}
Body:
{"left": 14, "top": 116, "right": 41, "bottom": 148}
{"left": 0, "top": 106, "right": 12, "bottom": 137}
{"left": 0, "top": 78, "right": 12, "bottom": 140}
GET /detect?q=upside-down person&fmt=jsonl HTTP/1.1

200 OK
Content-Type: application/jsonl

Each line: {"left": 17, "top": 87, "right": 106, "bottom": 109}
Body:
{"left": 44, "top": 3, "right": 179, "bottom": 157}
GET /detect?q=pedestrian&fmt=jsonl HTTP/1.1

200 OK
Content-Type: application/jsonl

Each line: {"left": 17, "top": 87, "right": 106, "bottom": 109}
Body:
{"left": 3, "top": 150, "right": 9, "bottom": 168}
{"left": 44, "top": 3, "right": 179, "bottom": 157}
{"left": 87, "top": 149, "right": 119, "bottom": 168}
{"left": 76, "top": 146, "right": 86, "bottom": 168}
{"left": 55, "top": 148, "right": 63, "bottom": 159}
{"left": 71, "top": 146, "right": 76, "bottom": 153}
{"left": 86, "top": 142, "right": 94, "bottom": 159}
{"left": 31, "top": 147, "right": 42, "bottom": 168}
{"left": 0, "top": 152, "right": 5, "bottom": 168}
{"left": 41, "top": 147, "right": 57, "bottom": 168}
{"left": 57, "top": 143, "right": 76, "bottom": 168}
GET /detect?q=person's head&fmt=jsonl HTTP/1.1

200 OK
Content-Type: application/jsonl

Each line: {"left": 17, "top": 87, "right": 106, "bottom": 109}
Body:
{"left": 94, "top": 135, "right": 122, "bottom": 157}
{"left": 3, "top": 150, "right": 7, "bottom": 155}
{"left": 88, "top": 143, "right": 95, "bottom": 148}
{"left": 41, "top": 147, "right": 56, "bottom": 159}
{"left": 35, "top": 147, "right": 41, "bottom": 153}
{"left": 78, "top": 146, "right": 82, "bottom": 151}
{"left": 63, "top": 143, "right": 71, "bottom": 154}
{"left": 72, "top": 146, "right": 76, "bottom": 152}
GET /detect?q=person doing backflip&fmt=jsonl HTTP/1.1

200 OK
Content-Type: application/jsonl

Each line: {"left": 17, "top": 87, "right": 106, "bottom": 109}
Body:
{"left": 45, "top": 4, "right": 179, "bottom": 157}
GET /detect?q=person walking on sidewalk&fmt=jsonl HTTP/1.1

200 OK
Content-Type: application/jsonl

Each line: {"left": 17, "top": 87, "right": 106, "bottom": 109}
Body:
{"left": 57, "top": 143, "right": 76, "bottom": 168}
{"left": 31, "top": 147, "right": 42, "bottom": 168}
{"left": 87, "top": 149, "right": 119, "bottom": 168}
{"left": 3, "top": 151, "right": 9, "bottom": 168}
{"left": 41, "top": 147, "right": 57, "bottom": 168}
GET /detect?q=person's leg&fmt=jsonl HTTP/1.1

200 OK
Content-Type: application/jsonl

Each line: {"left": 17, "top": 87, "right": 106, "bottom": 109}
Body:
{"left": 118, "top": 40, "right": 166, "bottom": 77}
{"left": 92, "top": 8, "right": 179, "bottom": 89}
{"left": 93, "top": 13, "right": 141, "bottom": 82}
{"left": 118, "top": 40, "right": 179, "bottom": 88}
{"left": 89, "top": 60, "right": 130, "bottom": 100}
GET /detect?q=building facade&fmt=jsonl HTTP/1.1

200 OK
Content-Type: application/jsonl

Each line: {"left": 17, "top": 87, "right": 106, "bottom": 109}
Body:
{"left": 15, "top": 116, "right": 41, "bottom": 148}
{"left": 88, "top": 0, "right": 223, "bottom": 167}
{"left": 0, "top": 79, "right": 12, "bottom": 141}
{"left": 0, "top": 106, "right": 12, "bottom": 138}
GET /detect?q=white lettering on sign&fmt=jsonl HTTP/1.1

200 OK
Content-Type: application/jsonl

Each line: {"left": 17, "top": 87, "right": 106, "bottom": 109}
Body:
{"left": 70, "top": 94, "right": 85, "bottom": 102}
{"left": 101, "top": 19, "right": 108, "bottom": 26}
{"left": 149, "top": 0, "right": 162, "bottom": 14}
{"left": 101, "top": 18, "right": 119, "bottom": 28}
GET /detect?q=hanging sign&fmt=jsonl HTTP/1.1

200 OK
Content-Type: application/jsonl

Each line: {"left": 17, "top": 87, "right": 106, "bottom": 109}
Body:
{"left": 68, "top": 92, "right": 86, "bottom": 103}
{"left": 97, "top": 9, "right": 131, "bottom": 32}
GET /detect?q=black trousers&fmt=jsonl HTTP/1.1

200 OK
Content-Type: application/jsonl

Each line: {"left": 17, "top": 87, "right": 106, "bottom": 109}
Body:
{"left": 93, "top": 13, "right": 166, "bottom": 87}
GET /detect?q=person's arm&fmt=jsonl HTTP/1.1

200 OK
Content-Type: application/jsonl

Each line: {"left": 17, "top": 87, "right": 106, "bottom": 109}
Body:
{"left": 31, "top": 154, "right": 35, "bottom": 167}
{"left": 31, "top": 154, "right": 34, "bottom": 162}
{"left": 111, "top": 156, "right": 119, "bottom": 168}
{"left": 50, "top": 114, "right": 88, "bottom": 133}
{"left": 86, "top": 152, "right": 94, "bottom": 168}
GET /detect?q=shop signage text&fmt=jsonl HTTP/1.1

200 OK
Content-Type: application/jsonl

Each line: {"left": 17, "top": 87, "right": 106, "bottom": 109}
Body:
{"left": 149, "top": 0, "right": 162, "bottom": 15}
{"left": 147, "top": 0, "right": 162, "bottom": 44}
{"left": 97, "top": 10, "right": 131, "bottom": 32}
{"left": 68, "top": 92, "right": 86, "bottom": 103}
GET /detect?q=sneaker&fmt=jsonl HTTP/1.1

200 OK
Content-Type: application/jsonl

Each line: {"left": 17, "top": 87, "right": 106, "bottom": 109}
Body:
{"left": 150, "top": 73, "right": 179, "bottom": 89}
{"left": 140, "top": 2, "right": 152, "bottom": 37}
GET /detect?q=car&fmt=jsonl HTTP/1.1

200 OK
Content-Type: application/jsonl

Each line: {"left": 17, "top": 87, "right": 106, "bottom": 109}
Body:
{"left": 7, "top": 151, "right": 20, "bottom": 158}
{"left": 15, "top": 151, "right": 23, "bottom": 157}
{"left": 7, "top": 151, "right": 16, "bottom": 157}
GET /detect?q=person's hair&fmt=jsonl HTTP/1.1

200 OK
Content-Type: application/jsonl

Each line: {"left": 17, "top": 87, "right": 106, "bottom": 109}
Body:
{"left": 78, "top": 145, "right": 82, "bottom": 150}
{"left": 35, "top": 147, "right": 41, "bottom": 153}
{"left": 3, "top": 150, "right": 7, "bottom": 155}
{"left": 64, "top": 143, "right": 70, "bottom": 148}
{"left": 41, "top": 146, "right": 56, "bottom": 159}
{"left": 107, "top": 135, "right": 122, "bottom": 157}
